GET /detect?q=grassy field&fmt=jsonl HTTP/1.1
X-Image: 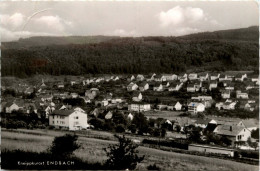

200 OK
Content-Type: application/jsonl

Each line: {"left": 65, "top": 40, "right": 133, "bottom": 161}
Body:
{"left": 144, "top": 110, "right": 183, "bottom": 120}
{"left": 2, "top": 128, "right": 259, "bottom": 171}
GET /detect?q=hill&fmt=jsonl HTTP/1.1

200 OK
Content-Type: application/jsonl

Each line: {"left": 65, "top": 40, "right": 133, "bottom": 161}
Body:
{"left": 1, "top": 26, "right": 259, "bottom": 77}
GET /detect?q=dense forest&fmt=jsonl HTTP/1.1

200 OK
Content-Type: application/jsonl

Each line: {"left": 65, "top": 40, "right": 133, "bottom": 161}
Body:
{"left": 2, "top": 26, "right": 259, "bottom": 77}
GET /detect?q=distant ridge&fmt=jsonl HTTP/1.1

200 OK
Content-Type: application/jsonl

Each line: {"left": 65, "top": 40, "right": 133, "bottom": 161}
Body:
{"left": 179, "top": 26, "right": 259, "bottom": 42}
{"left": 2, "top": 26, "right": 258, "bottom": 49}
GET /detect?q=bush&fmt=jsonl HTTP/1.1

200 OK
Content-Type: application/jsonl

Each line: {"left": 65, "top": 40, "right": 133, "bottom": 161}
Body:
{"left": 115, "top": 124, "right": 125, "bottom": 133}
{"left": 104, "top": 135, "right": 145, "bottom": 170}
{"left": 49, "top": 134, "right": 80, "bottom": 157}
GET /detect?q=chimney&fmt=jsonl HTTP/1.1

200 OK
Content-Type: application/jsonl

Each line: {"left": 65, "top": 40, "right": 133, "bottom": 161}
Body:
{"left": 230, "top": 126, "right": 232, "bottom": 131}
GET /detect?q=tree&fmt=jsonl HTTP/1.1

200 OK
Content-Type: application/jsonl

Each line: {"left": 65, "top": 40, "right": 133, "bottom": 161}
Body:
{"left": 132, "top": 113, "right": 149, "bottom": 135}
{"left": 115, "top": 124, "right": 125, "bottom": 133}
{"left": 104, "top": 135, "right": 145, "bottom": 170}
{"left": 49, "top": 134, "right": 80, "bottom": 157}
{"left": 251, "top": 128, "right": 259, "bottom": 139}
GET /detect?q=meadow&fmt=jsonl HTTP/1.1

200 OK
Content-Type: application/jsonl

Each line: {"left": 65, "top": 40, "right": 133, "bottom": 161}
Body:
{"left": 2, "top": 128, "right": 259, "bottom": 171}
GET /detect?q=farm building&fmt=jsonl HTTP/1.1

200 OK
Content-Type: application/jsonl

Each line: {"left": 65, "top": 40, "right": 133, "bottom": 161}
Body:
{"left": 188, "top": 144, "right": 235, "bottom": 157}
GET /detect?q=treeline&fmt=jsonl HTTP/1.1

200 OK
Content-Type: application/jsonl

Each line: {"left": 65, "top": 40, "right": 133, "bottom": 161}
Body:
{"left": 2, "top": 35, "right": 258, "bottom": 77}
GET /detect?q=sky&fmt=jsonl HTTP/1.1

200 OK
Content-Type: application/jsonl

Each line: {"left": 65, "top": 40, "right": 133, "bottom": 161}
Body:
{"left": 0, "top": 1, "right": 259, "bottom": 42}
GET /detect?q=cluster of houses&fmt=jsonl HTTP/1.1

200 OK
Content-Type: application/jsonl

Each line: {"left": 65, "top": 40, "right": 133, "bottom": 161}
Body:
{"left": 1, "top": 72, "right": 259, "bottom": 133}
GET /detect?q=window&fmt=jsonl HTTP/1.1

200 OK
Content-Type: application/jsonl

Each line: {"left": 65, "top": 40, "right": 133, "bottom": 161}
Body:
{"left": 57, "top": 121, "right": 59, "bottom": 124}
{"left": 75, "top": 116, "right": 79, "bottom": 119}
{"left": 53, "top": 121, "right": 54, "bottom": 124}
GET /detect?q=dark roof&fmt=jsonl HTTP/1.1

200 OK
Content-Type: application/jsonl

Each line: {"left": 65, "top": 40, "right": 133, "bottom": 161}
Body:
{"left": 51, "top": 110, "right": 75, "bottom": 116}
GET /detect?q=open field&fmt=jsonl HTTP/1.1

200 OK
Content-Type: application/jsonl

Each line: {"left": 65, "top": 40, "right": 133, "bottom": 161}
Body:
{"left": 144, "top": 110, "right": 183, "bottom": 120}
{"left": 2, "top": 128, "right": 258, "bottom": 171}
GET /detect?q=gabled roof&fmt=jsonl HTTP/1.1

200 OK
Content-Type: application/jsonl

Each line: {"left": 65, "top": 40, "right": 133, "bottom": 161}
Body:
{"left": 139, "top": 82, "right": 148, "bottom": 87}
{"left": 214, "top": 125, "right": 245, "bottom": 136}
{"left": 132, "top": 91, "right": 141, "bottom": 97}
{"left": 242, "top": 119, "right": 259, "bottom": 128}
{"left": 51, "top": 110, "right": 75, "bottom": 116}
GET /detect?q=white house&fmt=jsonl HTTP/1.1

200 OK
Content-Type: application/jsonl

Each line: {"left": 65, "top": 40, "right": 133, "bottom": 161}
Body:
{"left": 188, "top": 102, "right": 205, "bottom": 114}
{"left": 187, "top": 84, "right": 196, "bottom": 92}
{"left": 136, "top": 74, "right": 145, "bottom": 81}
{"left": 127, "top": 113, "right": 134, "bottom": 121}
{"left": 105, "top": 111, "right": 113, "bottom": 119}
{"left": 216, "top": 101, "right": 237, "bottom": 110}
{"left": 213, "top": 125, "right": 251, "bottom": 144}
{"left": 132, "top": 92, "right": 142, "bottom": 102}
{"left": 188, "top": 73, "right": 198, "bottom": 80}
{"left": 168, "top": 82, "right": 183, "bottom": 92}
{"left": 209, "top": 81, "right": 218, "bottom": 91}
{"left": 5, "top": 102, "right": 23, "bottom": 113}
{"left": 162, "top": 74, "right": 178, "bottom": 81}
{"left": 128, "top": 103, "right": 151, "bottom": 112}
{"left": 154, "top": 75, "right": 165, "bottom": 82}
{"left": 167, "top": 101, "right": 182, "bottom": 111}
{"left": 153, "top": 83, "right": 164, "bottom": 91}
{"left": 199, "top": 73, "right": 209, "bottom": 81}
{"left": 235, "top": 73, "right": 247, "bottom": 82}
{"left": 127, "top": 82, "right": 138, "bottom": 91}
{"left": 221, "top": 90, "right": 230, "bottom": 99}
{"left": 210, "top": 73, "right": 220, "bottom": 81}
{"left": 127, "top": 75, "right": 135, "bottom": 81}
{"left": 49, "top": 109, "right": 89, "bottom": 130}
{"left": 236, "top": 90, "right": 249, "bottom": 99}
{"left": 139, "top": 82, "right": 149, "bottom": 91}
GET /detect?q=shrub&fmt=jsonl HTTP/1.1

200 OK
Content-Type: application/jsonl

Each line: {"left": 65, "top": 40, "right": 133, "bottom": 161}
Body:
{"left": 49, "top": 134, "right": 80, "bottom": 157}
{"left": 115, "top": 124, "right": 125, "bottom": 133}
{"left": 104, "top": 135, "right": 145, "bottom": 170}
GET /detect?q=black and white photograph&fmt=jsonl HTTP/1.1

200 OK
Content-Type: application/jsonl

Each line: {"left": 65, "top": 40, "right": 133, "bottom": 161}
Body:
{"left": 0, "top": 1, "right": 259, "bottom": 170}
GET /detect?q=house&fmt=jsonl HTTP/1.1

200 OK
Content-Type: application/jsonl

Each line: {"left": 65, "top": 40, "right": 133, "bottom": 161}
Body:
{"left": 199, "top": 73, "right": 209, "bottom": 81}
{"left": 136, "top": 74, "right": 145, "bottom": 81}
{"left": 85, "top": 90, "right": 96, "bottom": 100}
{"left": 24, "top": 103, "right": 38, "bottom": 114}
{"left": 24, "top": 87, "right": 34, "bottom": 95}
{"left": 210, "top": 73, "right": 220, "bottom": 81}
{"left": 162, "top": 81, "right": 170, "bottom": 89}
{"left": 213, "top": 125, "right": 251, "bottom": 145}
{"left": 162, "top": 74, "right": 178, "bottom": 81}
{"left": 178, "top": 74, "right": 188, "bottom": 82}
{"left": 188, "top": 73, "right": 198, "bottom": 80}
{"left": 244, "top": 103, "right": 257, "bottom": 111}
{"left": 188, "top": 102, "right": 205, "bottom": 114}
{"left": 251, "top": 76, "right": 259, "bottom": 82}
{"left": 105, "top": 111, "right": 113, "bottom": 119}
{"left": 5, "top": 102, "right": 24, "bottom": 113}
{"left": 209, "top": 81, "right": 218, "bottom": 91}
{"left": 221, "top": 90, "right": 230, "bottom": 99}
{"left": 128, "top": 103, "right": 151, "bottom": 112}
{"left": 139, "top": 82, "right": 149, "bottom": 91}
{"left": 153, "top": 83, "right": 163, "bottom": 91}
{"left": 188, "top": 144, "right": 235, "bottom": 157}
{"left": 57, "top": 82, "right": 65, "bottom": 88}
{"left": 172, "top": 117, "right": 193, "bottom": 132}
{"left": 127, "top": 75, "right": 135, "bottom": 82}
{"left": 216, "top": 100, "right": 237, "bottom": 110}
{"left": 187, "top": 84, "right": 196, "bottom": 92}
{"left": 147, "top": 73, "right": 156, "bottom": 81}
{"left": 154, "top": 75, "right": 165, "bottom": 82}
{"left": 71, "top": 93, "right": 79, "bottom": 99}
{"left": 236, "top": 90, "right": 249, "bottom": 99}
{"left": 242, "top": 119, "right": 259, "bottom": 131}
{"left": 90, "top": 88, "right": 99, "bottom": 96}
{"left": 222, "top": 80, "right": 232, "bottom": 87}
{"left": 219, "top": 74, "right": 228, "bottom": 82}
{"left": 132, "top": 92, "right": 142, "bottom": 102}
{"left": 127, "top": 113, "right": 134, "bottom": 121}
{"left": 235, "top": 73, "right": 247, "bottom": 82}
{"left": 157, "top": 104, "right": 168, "bottom": 110}
{"left": 194, "top": 119, "right": 214, "bottom": 129}
{"left": 40, "top": 94, "right": 53, "bottom": 102}
{"left": 111, "top": 97, "right": 124, "bottom": 104}
{"left": 70, "top": 80, "right": 80, "bottom": 86}
{"left": 225, "top": 83, "right": 235, "bottom": 91}
{"left": 49, "top": 108, "right": 89, "bottom": 130}
{"left": 167, "top": 101, "right": 182, "bottom": 111}
{"left": 127, "top": 82, "right": 138, "bottom": 91}
{"left": 168, "top": 82, "right": 182, "bottom": 91}
{"left": 245, "top": 82, "right": 256, "bottom": 90}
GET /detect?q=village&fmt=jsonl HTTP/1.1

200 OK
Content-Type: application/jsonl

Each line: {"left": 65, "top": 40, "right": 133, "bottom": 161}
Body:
{"left": 1, "top": 71, "right": 259, "bottom": 157}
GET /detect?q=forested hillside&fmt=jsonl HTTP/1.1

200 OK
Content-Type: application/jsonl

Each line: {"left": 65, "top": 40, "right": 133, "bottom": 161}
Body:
{"left": 2, "top": 26, "right": 259, "bottom": 77}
